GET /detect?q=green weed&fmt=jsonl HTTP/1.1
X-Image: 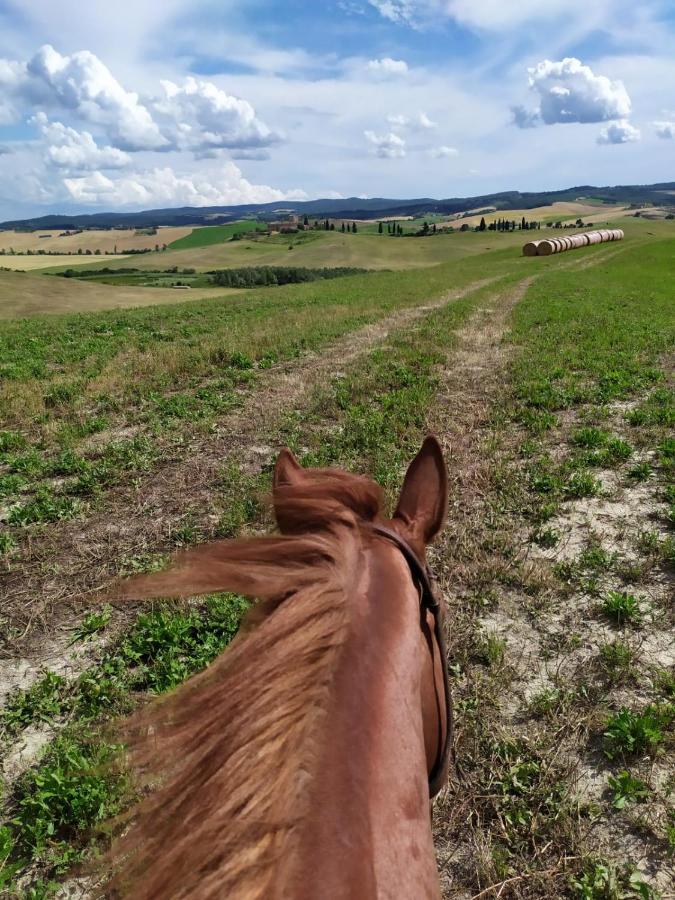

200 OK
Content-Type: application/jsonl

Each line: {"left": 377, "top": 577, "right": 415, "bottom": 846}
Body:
{"left": 601, "top": 591, "right": 641, "bottom": 625}
{"left": 607, "top": 771, "right": 649, "bottom": 809}
{"left": 603, "top": 704, "right": 674, "bottom": 758}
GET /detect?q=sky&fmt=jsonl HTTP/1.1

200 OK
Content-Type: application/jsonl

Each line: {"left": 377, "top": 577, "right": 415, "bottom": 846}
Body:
{"left": 0, "top": 0, "right": 673, "bottom": 219}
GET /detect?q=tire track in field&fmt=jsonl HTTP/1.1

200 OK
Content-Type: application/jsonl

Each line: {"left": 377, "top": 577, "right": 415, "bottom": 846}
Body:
{"left": 1, "top": 274, "right": 503, "bottom": 664}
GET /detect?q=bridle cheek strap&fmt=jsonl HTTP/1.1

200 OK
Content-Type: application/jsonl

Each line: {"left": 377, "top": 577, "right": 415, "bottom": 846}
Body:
{"left": 370, "top": 524, "right": 454, "bottom": 798}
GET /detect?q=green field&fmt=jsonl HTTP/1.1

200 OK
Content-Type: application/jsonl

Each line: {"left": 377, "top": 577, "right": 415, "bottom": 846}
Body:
{"left": 167, "top": 219, "right": 264, "bottom": 250}
{"left": 1, "top": 213, "right": 674, "bottom": 898}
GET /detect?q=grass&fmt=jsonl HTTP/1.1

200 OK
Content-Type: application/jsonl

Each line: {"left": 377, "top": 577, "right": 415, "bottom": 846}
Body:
{"left": 0, "top": 251, "right": 521, "bottom": 550}
{"left": 1, "top": 273, "right": 507, "bottom": 893}
{"left": 168, "top": 220, "right": 264, "bottom": 249}
{"left": 3, "top": 216, "right": 674, "bottom": 895}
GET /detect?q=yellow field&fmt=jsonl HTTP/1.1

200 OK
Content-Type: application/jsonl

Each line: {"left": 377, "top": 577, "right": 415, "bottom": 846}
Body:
{"left": 0, "top": 225, "right": 192, "bottom": 254}
{"left": 0, "top": 270, "right": 239, "bottom": 318}
{"left": 0, "top": 254, "right": 131, "bottom": 271}
{"left": 450, "top": 202, "right": 628, "bottom": 228}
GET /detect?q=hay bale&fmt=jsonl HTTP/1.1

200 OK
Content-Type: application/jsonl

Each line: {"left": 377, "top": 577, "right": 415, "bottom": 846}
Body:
{"left": 537, "top": 240, "right": 555, "bottom": 256}
{"left": 523, "top": 240, "right": 541, "bottom": 256}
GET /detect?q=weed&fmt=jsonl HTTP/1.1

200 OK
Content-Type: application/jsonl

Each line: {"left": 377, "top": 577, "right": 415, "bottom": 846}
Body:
{"left": 529, "top": 687, "right": 567, "bottom": 716}
{"left": 603, "top": 704, "right": 674, "bottom": 759}
{"left": 653, "top": 668, "right": 675, "bottom": 698}
{"left": 599, "top": 641, "right": 636, "bottom": 684}
{"left": 0, "top": 531, "right": 17, "bottom": 554}
{"left": 601, "top": 591, "right": 641, "bottom": 625}
{"left": 572, "top": 427, "right": 610, "bottom": 449}
{"left": 607, "top": 771, "right": 649, "bottom": 809}
{"left": 628, "top": 462, "right": 652, "bottom": 482}
{"left": 571, "top": 860, "right": 659, "bottom": 899}
{"left": 636, "top": 529, "right": 662, "bottom": 556}
{"left": 7, "top": 490, "right": 80, "bottom": 526}
{"left": 565, "top": 470, "right": 602, "bottom": 499}
{"left": 72, "top": 607, "right": 111, "bottom": 642}
{"left": 472, "top": 631, "right": 506, "bottom": 668}
{"left": 2, "top": 672, "right": 67, "bottom": 734}
{"left": 531, "top": 526, "right": 559, "bottom": 548}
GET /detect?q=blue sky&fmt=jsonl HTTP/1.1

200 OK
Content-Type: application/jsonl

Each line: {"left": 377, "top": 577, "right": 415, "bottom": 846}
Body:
{"left": 0, "top": 0, "right": 673, "bottom": 218}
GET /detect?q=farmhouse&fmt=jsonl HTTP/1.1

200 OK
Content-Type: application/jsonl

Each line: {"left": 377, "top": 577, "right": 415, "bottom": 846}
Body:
{"left": 267, "top": 214, "right": 300, "bottom": 234}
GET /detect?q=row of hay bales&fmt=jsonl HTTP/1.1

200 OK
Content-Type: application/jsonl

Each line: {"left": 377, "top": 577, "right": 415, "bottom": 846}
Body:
{"left": 523, "top": 229, "right": 624, "bottom": 257}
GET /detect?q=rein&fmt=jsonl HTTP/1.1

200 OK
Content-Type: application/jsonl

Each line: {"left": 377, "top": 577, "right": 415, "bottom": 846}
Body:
{"left": 370, "top": 524, "right": 454, "bottom": 798}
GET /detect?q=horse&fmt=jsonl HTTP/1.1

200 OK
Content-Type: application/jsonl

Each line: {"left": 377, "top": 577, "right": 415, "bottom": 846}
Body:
{"left": 108, "top": 436, "right": 452, "bottom": 899}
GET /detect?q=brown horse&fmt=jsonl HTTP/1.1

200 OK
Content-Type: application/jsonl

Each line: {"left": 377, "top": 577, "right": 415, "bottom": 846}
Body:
{"left": 109, "top": 436, "right": 452, "bottom": 899}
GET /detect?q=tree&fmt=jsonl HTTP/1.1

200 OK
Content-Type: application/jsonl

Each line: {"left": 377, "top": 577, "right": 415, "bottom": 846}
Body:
{"left": 422, "top": 221, "right": 429, "bottom": 235}
{"left": 352, "top": 222, "right": 357, "bottom": 233}
{"left": 330, "top": 223, "right": 335, "bottom": 230}
{"left": 479, "top": 216, "right": 486, "bottom": 232}
{"left": 378, "top": 221, "right": 383, "bottom": 234}
{"left": 303, "top": 215, "right": 309, "bottom": 227}
{"left": 397, "top": 224, "right": 403, "bottom": 235}
{"left": 432, "top": 223, "right": 437, "bottom": 234}
{"left": 521, "top": 216, "right": 526, "bottom": 230}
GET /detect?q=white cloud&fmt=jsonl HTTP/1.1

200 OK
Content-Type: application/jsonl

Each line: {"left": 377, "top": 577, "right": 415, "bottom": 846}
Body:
{"left": 514, "top": 57, "right": 632, "bottom": 128}
{"left": 32, "top": 112, "right": 131, "bottom": 170}
{"left": 366, "top": 57, "right": 409, "bottom": 77}
{"left": 597, "top": 119, "right": 641, "bottom": 144}
{"left": 386, "top": 111, "right": 436, "bottom": 131}
{"left": 364, "top": 129, "right": 406, "bottom": 158}
{"left": 153, "top": 77, "right": 278, "bottom": 153}
{"left": 430, "top": 145, "right": 458, "bottom": 158}
{"left": 63, "top": 162, "right": 308, "bottom": 207}
{"left": 0, "top": 45, "right": 279, "bottom": 156}
{"left": 654, "top": 120, "right": 675, "bottom": 139}
{"left": 418, "top": 112, "right": 437, "bottom": 129}
{"left": 367, "top": 1, "right": 417, "bottom": 24}
{"left": 23, "top": 45, "right": 166, "bottom": 150}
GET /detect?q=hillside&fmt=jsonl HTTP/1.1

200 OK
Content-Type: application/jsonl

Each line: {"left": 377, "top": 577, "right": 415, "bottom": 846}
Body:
{"left": 2, "top": 181, "right": 673, "bottom": 230}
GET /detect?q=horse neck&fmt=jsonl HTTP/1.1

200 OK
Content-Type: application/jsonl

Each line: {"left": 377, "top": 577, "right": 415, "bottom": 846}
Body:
{"left": 283, "top": 538, "right": 441, "bottom": 900}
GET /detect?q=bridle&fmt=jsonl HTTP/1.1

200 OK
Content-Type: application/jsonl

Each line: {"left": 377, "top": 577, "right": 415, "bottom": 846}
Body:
{"left": 370, "top": 524, "right": 454, "bottom": 798}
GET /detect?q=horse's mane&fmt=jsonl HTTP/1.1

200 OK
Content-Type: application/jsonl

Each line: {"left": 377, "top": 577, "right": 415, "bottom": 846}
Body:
{"left": 106, "top": 468, "right": 383, "bottom": 899}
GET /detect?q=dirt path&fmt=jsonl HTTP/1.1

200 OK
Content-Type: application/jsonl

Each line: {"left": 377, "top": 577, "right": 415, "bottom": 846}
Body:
{"left": 1, "top": 274, "right": 503, "bottom": 672}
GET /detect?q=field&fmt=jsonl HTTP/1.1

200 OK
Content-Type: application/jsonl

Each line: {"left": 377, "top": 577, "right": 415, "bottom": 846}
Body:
{"left": 0, "top": 227, "right": 192, "bottom": 254}
{"left": 0, "top": 212, "right": 673, "bottom": 898}
{"left": 0, "top": 256, "right": 131, "bottom": 272}
{"left": 0, "top": 270, "right": 238, "bottom": 318}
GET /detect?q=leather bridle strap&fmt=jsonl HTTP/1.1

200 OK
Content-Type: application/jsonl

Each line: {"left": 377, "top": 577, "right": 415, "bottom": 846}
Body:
{"left": 370, "top": 524, "right": 454, "bottom": 798}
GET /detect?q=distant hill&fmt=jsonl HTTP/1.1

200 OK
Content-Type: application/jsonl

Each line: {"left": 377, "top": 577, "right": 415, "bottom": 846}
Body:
{"left": 2, "top": 181, "right": 674, "bottom": 230}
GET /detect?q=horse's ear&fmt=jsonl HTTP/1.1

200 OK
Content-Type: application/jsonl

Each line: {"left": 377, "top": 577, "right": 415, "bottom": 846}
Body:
{"left": 273, "top": 447, "right": 303, "bottom": 490}
{"left": 394, "top": 436, "right": 448, "bottom": 545}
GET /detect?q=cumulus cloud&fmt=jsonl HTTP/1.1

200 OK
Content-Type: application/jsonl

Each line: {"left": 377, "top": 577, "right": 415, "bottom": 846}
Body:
{"left": 153, "top": 77, "right": 279, "bottom": 153}
{"left": 514, "top": 57, "right": 632, "bottom": 128}
{"left": 364, "top": 130, "right": 406, "bottom": 158}
{"left": 597, "top": 119, "right": 641, "bottom": 144}
{"left": 430, "top": 145, "right": 459, "bottom": 158}
{"left": 24, "top": 45, "right": 165, "bottom": 150}
{"left": 366, "top": 57, "right": 409, "bottom": 77}
{"left": 32, "top": 113, "right": 131, "bottom": 170}
{"left": 654, "top": 120, "right": 675, "bottom": 139}
{"left": 0, "top": 45, "right": 278, "bottom": 156}
{"left": 62, "top": 162, "right": 308, "bottom": 207}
